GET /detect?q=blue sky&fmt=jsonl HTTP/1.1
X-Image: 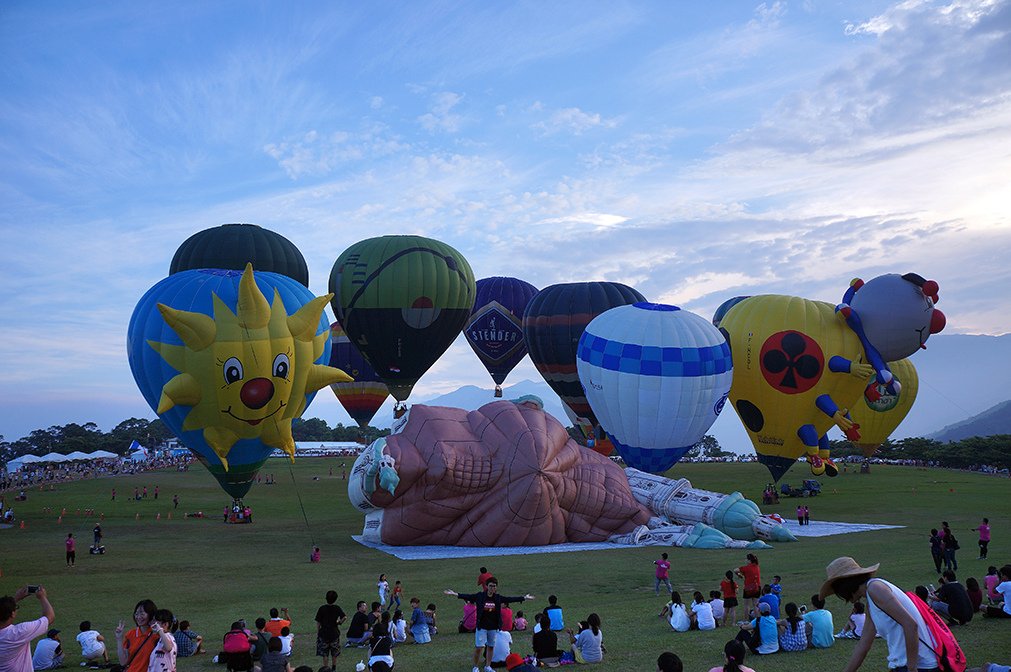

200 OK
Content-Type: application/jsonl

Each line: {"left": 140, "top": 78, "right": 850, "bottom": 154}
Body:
{"left": 1, "top": 0, "right": 1009, "bottom": 442}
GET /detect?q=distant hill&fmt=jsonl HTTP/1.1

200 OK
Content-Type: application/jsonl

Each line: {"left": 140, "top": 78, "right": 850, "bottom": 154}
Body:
{"left": 928, "top": 399, "right": 1011, "bottom": 442}
{"left": 416, "top": 379, "right": 570, "bottom": 426}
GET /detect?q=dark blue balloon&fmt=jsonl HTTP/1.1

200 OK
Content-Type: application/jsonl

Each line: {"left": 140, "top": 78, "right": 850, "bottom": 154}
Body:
{"left": 465, "top": 277, "right": 539, "bottom": 394}
{"left": 522, "top": 282, "right": 646, "bottom": 426}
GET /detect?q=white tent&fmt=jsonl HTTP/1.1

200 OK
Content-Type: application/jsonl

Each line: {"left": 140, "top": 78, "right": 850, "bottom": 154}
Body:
{"left": 6, "top": 454, "right": 42, "bottom": 473}
{"left": 89, "top": 450, "right": 118, "bottom": 459}
{"left": 64, "top": 451, "right": 92, "bottom": 461}
{"left": 38, "top": 452, "right": 70, "bottom": 463}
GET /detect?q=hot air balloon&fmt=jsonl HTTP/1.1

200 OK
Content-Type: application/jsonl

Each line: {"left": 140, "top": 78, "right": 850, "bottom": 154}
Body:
{"left": 329, "top": 235, "right": 476, "bottom": 404}
{"left": 170, "top": 223, "right": 309, "bottom": 287}
{"left": 523, "top": 282, "right": 646, "bottom": 437}
{"left": 128, "top": 266, "right": 348, "bottom": 498}
{"left": 465, "top": 277, "right": 539, "bottom": 397}
{"left": 329, "top": 321, "right": 390, "bottom": 428}
{"left": 716, "top": 273, "right": 943, "bottom": 481}
{"left": 849, "top": 358, "right": 919, "bottom": 458}
{"left": 576, "top": 303, "right": 733, "bottom": 473}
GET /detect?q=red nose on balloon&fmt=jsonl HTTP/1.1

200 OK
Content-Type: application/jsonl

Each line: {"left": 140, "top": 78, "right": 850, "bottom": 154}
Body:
{"left": 930, "top": 309, "right": 946, "bottom": 334}
{"left": 240, "top": 378, "right": 275, "bottom": 410}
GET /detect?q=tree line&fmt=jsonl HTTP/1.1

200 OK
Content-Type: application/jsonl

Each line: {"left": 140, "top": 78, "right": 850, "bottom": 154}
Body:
{"left": 2, "top": 417, "right": 1007, "bottom": 470}
{"left": 0, "top": 417, "right": 390, "bottom": 464}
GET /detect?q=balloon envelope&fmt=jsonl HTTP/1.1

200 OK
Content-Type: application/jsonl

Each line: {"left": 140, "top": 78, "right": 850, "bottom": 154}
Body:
{"left": 170, "top": 223, "right": 309, "bottom": 287}
{"left": 523, "top": 282, "right": 646, "bottom": 433}
{"left": 850, "top": 358, "right": 919, "bottom": 457}
{"left": 128, "top": 268, "right": 334, "bottom": 498}
{"left": 328, "top": 321, "right": 390, "bottom": 428}
{"left": 577, "top": 303, "right": 733, "bottom": 473}
{"left": 329, "top": 235, "right": 476, "bottom": 402}
{"left": 466, "top": 277, "right": 539, "bottom": 394}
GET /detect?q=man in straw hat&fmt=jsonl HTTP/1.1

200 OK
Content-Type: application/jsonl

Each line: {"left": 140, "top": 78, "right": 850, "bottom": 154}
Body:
{"left": 821, "top": 557, "right": 940, "bottom": 672}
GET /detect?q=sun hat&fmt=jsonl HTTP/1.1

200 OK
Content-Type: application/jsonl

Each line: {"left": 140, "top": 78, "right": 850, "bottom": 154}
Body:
{"left": 505, "top": 653, "right": 525, "bottom": 670}
{"left": 819, "top": 557, "right": 880, "bottom": 599}
{"left": 758, "top": 602, "right": 771, "bottom": 614}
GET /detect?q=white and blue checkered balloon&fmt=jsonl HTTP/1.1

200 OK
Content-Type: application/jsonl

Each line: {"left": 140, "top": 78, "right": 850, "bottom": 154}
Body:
{"left": 576, "top": 302, "right": 733, "bottom": 473}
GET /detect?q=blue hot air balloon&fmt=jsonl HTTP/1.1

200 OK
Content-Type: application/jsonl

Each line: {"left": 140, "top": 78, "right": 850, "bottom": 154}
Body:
{"left": 465, "top": 277, "right": 539, "bottom": 396}
{"left": 576, "top": 302, "right": 733, "bottom": 473}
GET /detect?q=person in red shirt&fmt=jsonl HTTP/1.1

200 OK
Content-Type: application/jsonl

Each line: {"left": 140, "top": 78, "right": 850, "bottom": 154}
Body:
{"left": 114, "top": 599, "right": 159, "bottom": 672}
{"left": 263, "top": 608, "right": 291, "bottom": 638}
{"left": 720, "top": 570, "right": 739, "bottom": 627}
{"left": 735, "top": 554, "right": 762, "bottom": 619}
{"left": 477, "top": 567, "right": 493, "bottom": 589}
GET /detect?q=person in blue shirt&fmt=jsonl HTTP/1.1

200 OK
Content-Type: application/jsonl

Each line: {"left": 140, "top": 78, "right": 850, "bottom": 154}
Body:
{"left": 801, "top": 594, "right": 835, "bottom": 649}
{"left": 735, "top": 602, "right": 780, "bottom": 655}
{"left": 543, "top": 596, "right": 564, "bottom": 632}
{"left": 758, "top": 585, "right": 780, "bottom": 619}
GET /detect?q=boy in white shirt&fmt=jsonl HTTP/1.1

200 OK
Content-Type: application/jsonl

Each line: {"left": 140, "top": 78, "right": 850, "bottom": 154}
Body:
{"left": 708, "top": 591, "right": 726, "bottom": 623}
{"left": 76, "top": 621, "right": 110, "bottom": 664}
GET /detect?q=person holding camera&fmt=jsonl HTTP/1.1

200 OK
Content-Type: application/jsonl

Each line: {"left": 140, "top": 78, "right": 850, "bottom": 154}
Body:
{"left": 0, "top": 584, "right": 56, "bottom": 672}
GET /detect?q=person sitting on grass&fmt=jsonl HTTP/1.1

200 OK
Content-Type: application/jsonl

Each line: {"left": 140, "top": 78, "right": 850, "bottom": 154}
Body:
{"left": 31, "top": 628, "right": 63, "bottom": 670}
{"left": 409, "top": 598, "right": 430, "bottom": 644}
{"left": 735, "top": 602, "right": 779, "bottom": 655}
{"left": 836, "top": 602, "right": 866, "bottom": 639}
{"left": 691, "top": 592, "right": 717, "bottom": 631}
{"left": 219, "top": 621, "right": 254, "bottom": 672}
{"left": 757, "top": 585, "right": 780, "bottom": 619}
{"left": 390, "top": 610, "right": 407, "bottom": 644}
{"left": 368, "top": 611, "right": 394, "bottom": 672}
{"left": 777, "top": 602, "right": 808, "bottom": 652}
{"left": 966, "top": 578, "right": 984, "bottom": 613}
{"left": 425, "top": 603, "right": 438, "bottom": 636}
{"left": 513, "top": 611, "right": 527, "bottom": 631}
{"left": 531, "top": 614, "right": 561, "bottom": 667}
{"left": 77, "top": 620, "right": 110, "bottom": 665}
{"left": 802, "top": 594, "right": 834, "bottom": 649}
{"left": 707, "top": 639, "right": 756, "bottom": 672}
{"left": 931, "top": 570, "right": 973, "bottom": 625}
{"left": 172, "top": 619, "right": 205, "bottom": 658}
{"left": 567, "top": 614, "right": 603, "bottom": 665}
{"left": 345, "top": 602, "right": 372, "bottom": 648}
{"left": 663, "top": 592, "right": 690, "bottom": 633}
{"left": 709, "top": 591, "right": 725, "bottom": 625}
{"left": 459, "top": 600, "right": 478, "bottom": 634}
{"left": 277, "top": 627, "right": 293, "bottom": 657}
{"left": 984, "top": 565, "right": 1011, "bottom": 618}
{"left": 255, "top": 637, "right": 292, "bottom": 672}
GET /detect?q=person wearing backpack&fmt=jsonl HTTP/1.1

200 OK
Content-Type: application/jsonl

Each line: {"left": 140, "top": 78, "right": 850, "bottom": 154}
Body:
{"left": 821, "top": 557, "right": 944, "bottom": 672}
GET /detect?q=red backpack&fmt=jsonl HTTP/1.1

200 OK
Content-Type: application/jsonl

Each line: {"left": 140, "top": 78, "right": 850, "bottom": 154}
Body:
{"left": 904, "top": 591, "right": 966, "bottom": 672}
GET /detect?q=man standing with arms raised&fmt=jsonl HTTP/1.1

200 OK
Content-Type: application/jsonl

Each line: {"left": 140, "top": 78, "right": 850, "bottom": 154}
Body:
{"left": 446, "top": 578, "right": 534, "bottom": 672}
{"left": 0, "top": 585, "right": 55, "bottom": 672}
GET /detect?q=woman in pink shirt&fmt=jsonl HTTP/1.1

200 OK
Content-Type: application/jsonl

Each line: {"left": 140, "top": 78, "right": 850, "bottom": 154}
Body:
{"left": 708, "top": 639, "right": 756, "bottom": 672}
{"left": 65, "top": 533, "right": 76, "bottom": 568}
{"left": 985, "top": 566, "right": 1001, "bottom": 602}
{"left": 972, "top": 518, "right": 991, "bottom": 560}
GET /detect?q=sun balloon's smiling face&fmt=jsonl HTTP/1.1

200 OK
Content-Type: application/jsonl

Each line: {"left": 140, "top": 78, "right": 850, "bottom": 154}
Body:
{"left": 147, "top": 265, "right": 350, "bottom": 469}
{"left": 213, "top": 334, "right": 295, "bottom": 431}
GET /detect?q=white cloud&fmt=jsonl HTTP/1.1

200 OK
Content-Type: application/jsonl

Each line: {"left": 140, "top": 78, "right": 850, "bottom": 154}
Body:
{"left": 534, "top": 106, "right": 620, "bottom": 135}
{"left": 418, "top": 92, "right": 465, "bottom": 133}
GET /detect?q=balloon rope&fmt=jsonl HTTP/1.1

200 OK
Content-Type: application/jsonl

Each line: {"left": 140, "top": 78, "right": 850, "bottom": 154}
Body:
{"left": 287, "top": 460, "right": 316, "bottom": 547}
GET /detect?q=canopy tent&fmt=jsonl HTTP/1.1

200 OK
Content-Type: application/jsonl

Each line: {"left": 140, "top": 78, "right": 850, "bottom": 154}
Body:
{"left": 64, "top": 451, "right": 92, "bottom": 460}
{"left": 6, "top": 454, "right": 41, "bottom": 473}
{"left": 90, "top": 450, "right": 118, "bottom": 459}
{"left": 38, "top": 452, "right": 69, "bottom": 462}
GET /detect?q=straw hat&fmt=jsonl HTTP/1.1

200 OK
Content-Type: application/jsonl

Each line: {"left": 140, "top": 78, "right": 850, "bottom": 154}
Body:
{"left": 819, "top": 556, "right": 880, "bottom": 599}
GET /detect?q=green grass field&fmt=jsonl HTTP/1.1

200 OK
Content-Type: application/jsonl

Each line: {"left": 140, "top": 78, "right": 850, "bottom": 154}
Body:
{"left": 2, "top": 460, "right": 1009, "bottom": 671}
